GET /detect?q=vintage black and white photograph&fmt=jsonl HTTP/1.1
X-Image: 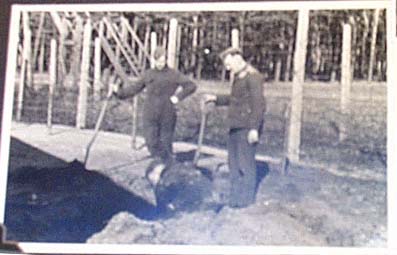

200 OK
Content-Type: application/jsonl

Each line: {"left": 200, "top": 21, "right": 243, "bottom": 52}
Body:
{"left": 0, "top": 1, "right": 390, "bottom": 252}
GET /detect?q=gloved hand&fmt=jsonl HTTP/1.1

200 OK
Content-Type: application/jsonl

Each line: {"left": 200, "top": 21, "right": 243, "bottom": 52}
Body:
{"left": 247, "top": 129, "right": 259, "bottom": 144}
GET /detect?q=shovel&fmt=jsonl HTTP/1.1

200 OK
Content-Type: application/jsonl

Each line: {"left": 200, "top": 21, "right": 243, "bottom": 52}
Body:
{"left": 280, "top": 102, "right": 291, "bottom": 175}
{"left": 193, "top": 102, "right": 210, "bottom": 166}
{"left": 83, "top": 86, "right": 114, "bottom": 167}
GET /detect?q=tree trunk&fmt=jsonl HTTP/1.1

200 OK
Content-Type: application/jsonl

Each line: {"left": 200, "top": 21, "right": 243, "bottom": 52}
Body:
{"left": 361, "top": 10, "right": 370, "bottom": 79}
{"left": 32, "top": 12, "right": 45, "bottom": 71}
{"left": 239, "top": 13, "right": 245, "bottom": 49}
{"left": 38, "top": 34, "right": 45, "bottom": 73}
{"left": 368, "top": 8, "right": 380, "bottom": 81}
{"left": 285, "top": 27, "right": 294, "bottom": 81}
{"left": 196, "top": 27, "right": 203, "bottom": 79}
{"left": 70, "top": 16, "right": 83, "bottom": 84}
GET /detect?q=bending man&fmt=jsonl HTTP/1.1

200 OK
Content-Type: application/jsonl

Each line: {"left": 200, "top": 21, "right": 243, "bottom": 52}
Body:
{"left": 114, "top": 47, "right": 197, "bottom": 186}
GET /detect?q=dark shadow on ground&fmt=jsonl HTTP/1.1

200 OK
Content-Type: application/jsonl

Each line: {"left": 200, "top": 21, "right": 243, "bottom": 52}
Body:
{"left": 4, "top": 138, "right": 162, "bottom": 243}
{"left": 256, "top": 160, "right": 270, "bottom": 192}
{"left": 4, "top": 139, "right": 273, "bottom": 243}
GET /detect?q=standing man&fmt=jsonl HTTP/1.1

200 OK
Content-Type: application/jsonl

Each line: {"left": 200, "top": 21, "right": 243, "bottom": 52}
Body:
{"left": 203, "top": 47, "right": 266, "bottom": 208}
{"left": 114, "top": 47, "right": 197, "bottom": 186}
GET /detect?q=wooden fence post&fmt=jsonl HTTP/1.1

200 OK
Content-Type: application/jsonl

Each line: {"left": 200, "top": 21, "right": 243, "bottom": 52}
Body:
{"left": 191, "top": 15, "right": 198, "bottom": 78}
{"left": 47, "top": 39, "right": 57, "bottom": 133}
{"left": 76, "top": 19, "right": 92, "bottom": 129}
{"left": 167, "top": 18, "right": 178, "bottom": 69}
{"left": 142, "top": 22, "right": 151, "bottom": 70}
{"left": 150, "top": 32, "right": 157, "bottom": 68}
{"left": 287, "top": 8, "right": 309, "bottom": 163}
{"left": 93, "top": 37, "right": 102, "bottom": 100}
{"left": 340, "top": 23, "right": 352, "bottom": 142}
{"left": 16, "top": 11, "right": 32, "bottom": 121}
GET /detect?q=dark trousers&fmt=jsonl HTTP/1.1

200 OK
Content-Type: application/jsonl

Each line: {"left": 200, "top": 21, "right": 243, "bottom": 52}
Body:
{"left": 143, "top": 111, "right": 176, "bottom": 167}
{"left": 228, "top": 128, "right": 257, "bottom": 208}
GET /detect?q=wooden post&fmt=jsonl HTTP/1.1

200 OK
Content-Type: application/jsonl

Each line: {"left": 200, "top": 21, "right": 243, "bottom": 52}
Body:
{"left": 368, "top": 8, "right": 380, "bottom": 81}
{"left": 191, "top": 15, "right": 198, "bottom": 78}
{"left": 93, "top": 37, "right": 102, "bottom": 100}
{"left": 76, "top": 19, "right": 92, "bottom": 129}
{"left": 24, "top": 12, "right": 33, "bottom": 89}
{"left": 150, "top": 31, "right": 157, "bottom": 68}
{"left": 47, "top": 39, "right": 57, "bottom": 132}
{"left": 142, "top": 22, "right": 151, "bottom": 70}
{"left": 287, "top": 8, "right": 309, "bottom": 163}
{"left": 231, "top": 28, "right": 239, "bottom": 49}
{"left": 50, "top": 12, "right": 68, "bottom": 82}
{"left": 131, "top": 17, "right": 139, "bottom": 51}
{"left": 167, "top": 18, "right": 178, "bottom": 69}
{"left": 340, "top": 24, "right": 352, "bottom": 142}
{"left": 16, "top": 12, "right": 32, "bottom": 121}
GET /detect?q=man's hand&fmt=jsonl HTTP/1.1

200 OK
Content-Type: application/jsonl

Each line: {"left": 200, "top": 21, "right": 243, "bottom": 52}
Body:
{"left": 200, "top": 94, "right": 217, "bottom": 113}
{"left": 247, "top": 129, "right": 259, "bottom": 144}
{"left": 111, "top": 82, "right": 120, "bottom": 95}
{"left": 170, "top": 95, "right": 179, "bottom": 104}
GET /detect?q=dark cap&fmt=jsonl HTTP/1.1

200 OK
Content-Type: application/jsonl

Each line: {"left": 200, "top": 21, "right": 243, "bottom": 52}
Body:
{"left": 219, "top": 47, "right": 242, "bottom": 61}
{"left": 153, "top": 46, "right": 166, "bottom": 60}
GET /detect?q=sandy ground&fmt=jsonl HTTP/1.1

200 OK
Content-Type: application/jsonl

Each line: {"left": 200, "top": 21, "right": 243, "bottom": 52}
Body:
{"left": 4, "top": 122, "right": 387, "bottom": 247}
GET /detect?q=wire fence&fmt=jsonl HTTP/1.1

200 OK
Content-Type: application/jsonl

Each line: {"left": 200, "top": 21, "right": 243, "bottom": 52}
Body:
{"left": 11, "top": 9, "right": 387, "bottom": 174}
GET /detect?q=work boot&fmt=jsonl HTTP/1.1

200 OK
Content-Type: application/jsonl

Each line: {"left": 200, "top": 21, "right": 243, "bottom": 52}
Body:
{"left": 145, "top": 159, "right": 167, "bottom": 187}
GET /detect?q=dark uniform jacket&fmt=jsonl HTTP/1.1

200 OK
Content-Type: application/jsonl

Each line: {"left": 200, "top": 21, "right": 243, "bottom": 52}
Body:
{"left": 115, "top": 67, "right": 197, "bottom": 119}
{"left": 215, "top": 65, "right": 266, "bottom": 130}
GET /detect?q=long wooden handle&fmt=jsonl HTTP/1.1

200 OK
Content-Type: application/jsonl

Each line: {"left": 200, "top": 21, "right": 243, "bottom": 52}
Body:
{"left": 281, "top": 103, "right": 291, "bottom": 175}
{"left": 193, "top": 110, "right": 207, "bottom": 166}
{"left": 83, "top": 88, "right": 113, "bottom": 166}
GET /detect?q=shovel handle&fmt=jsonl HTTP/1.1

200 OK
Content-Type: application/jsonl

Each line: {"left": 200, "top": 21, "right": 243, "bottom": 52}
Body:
{"left": 193, "top": 109, "right": 208, "bottom": 166}
{"left": 83, "top": 87, "right": 114, "bottom": 166}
